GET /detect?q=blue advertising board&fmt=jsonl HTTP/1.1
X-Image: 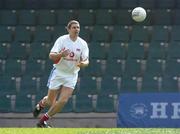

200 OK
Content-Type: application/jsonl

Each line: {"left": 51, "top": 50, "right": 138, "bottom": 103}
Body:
{"left": 117, "top": 93, "right": 180, "bottom": 128}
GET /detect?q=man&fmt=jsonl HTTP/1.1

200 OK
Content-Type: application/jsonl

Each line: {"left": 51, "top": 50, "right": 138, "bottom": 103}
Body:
{"left": 33, "top": 20, "right": 89, "bottom": 128}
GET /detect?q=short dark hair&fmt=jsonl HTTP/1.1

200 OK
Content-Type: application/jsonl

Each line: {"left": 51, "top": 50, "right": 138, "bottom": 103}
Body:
{"left": 66, "top": 20, "right": 79, "bottom": 29}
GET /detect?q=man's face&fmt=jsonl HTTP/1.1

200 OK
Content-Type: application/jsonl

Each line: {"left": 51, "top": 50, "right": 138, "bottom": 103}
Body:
{"left": 68, "top": 23, "right": 80, "bottom": 36}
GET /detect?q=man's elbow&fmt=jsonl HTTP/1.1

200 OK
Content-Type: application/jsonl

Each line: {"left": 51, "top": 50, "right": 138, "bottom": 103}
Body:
{"left": 49, "top": 53, "right": 54, "bottom": 60}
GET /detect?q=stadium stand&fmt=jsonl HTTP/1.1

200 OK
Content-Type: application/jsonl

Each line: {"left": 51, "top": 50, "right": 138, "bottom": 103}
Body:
{"left": 0, "top": 26, "right": 13, "bottom": 42}
{"left": 148, "top": 42, "right": 168, "bottom": 59}
{"left": 18, "top": 10, "right": 36, "bottom": 25}
{"left": 0, "top": 43, "right": 9, "bottom": 60}
{"left": 77, "top": 9, "right": 95, "bottom": 26}
{"left": 95, "top": 94, "right": 115, "bottom": 112}
{"left": 0, "top": 94, "right": 12, "bottom": 113}
{"left": 95, "top": 9, "right": 115, "bottom": 25}
{"left": 0, "top": 10, "right": 17, "bottom": 25}
{"left": 13, "top": 93, "right": 33, "bottom": 113}
{"left": 74, "top": 94, "right": 93, "bottom": 113}
{"left": 61, "top": 97, "right": 73, "bottom": 113}
{"left": 0, "top": 0, "right": 180, "bottom": 115}
{"left": 141, "top": 74, "right": 160, "bottom": 92}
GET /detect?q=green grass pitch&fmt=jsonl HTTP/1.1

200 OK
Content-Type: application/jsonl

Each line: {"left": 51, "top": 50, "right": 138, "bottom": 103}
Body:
{"left": 0, "top": 128, "right": 180, "bottom": 134}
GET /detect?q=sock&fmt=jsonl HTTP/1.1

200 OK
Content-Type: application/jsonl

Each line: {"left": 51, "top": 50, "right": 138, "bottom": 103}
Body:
{"left": 39, "top": 113, "right": 49, "bottom": 124}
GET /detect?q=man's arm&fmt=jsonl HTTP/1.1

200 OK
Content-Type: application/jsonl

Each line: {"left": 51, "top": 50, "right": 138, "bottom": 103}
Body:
{"left": 49, "top": 50, "right": 70, "bottom": 64}
{"left": 77, "top": 58, "right": 89, "bottom": 68}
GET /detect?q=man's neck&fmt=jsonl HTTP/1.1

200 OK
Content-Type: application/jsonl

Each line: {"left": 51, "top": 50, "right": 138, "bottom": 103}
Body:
{"left": 69, "top": 35, "right": 77, "bottom": 42}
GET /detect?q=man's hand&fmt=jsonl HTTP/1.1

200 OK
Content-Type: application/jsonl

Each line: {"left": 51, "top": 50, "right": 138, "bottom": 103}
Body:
{"left": 60, "top": 49, "right": 70, "bottom": 57}
{"left": 77, "top": 59, "right": 89, "bottom": 68}
{"left": 49, "top": 49, "right": 70, "bottom": 64}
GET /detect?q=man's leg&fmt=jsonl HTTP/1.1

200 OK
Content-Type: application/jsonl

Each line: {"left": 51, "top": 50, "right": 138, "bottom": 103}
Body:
{"left": 37, "top": 86, "right": 73, "bottom": 127}
{"left": 48, "top": 86, "right": 73, "bottom": 116}
{"left": 33, "top": 89, "right": 58, "bottom": 118}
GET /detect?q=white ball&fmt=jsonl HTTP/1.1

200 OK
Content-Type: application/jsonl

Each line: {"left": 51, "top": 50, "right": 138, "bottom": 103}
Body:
{"left": 132, "top": 7, "right": 146, "bottom": 22}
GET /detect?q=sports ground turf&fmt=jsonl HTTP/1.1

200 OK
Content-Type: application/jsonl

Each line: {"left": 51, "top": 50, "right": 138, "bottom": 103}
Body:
{"left": 0, "top": 128, "right": 180, "bottom": 134}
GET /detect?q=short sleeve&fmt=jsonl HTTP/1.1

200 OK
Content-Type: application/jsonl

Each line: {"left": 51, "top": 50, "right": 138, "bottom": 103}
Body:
{"left": 50, "top": 37, "right": 63, "bottom": 53}
{"left": 81, "top": 42, "right": 89, "bottom": 61}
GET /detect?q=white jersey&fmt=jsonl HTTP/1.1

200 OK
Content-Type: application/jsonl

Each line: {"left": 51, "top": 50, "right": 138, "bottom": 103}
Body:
{"left": 50, "top": 34, "right": 89, "bottom": 76}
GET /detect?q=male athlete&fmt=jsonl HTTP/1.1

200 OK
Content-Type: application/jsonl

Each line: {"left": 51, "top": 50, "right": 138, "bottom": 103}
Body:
{"left": 33, "top": 20, "right": 89, "bottom": 128}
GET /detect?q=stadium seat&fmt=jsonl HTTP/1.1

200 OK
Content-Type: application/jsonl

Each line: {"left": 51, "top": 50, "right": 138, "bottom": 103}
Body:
{"left": 20, "top": 75, "right": 39, "bottom": 94}
{"left": 44, "top": 60, "right": 53, "bottom": 74}
{"left": 99, "top": 0, "right": 117, "bottom": 9}
{"left": 0, "top": 94, "right": 12, "bottom": 112}
{"left": 52, "top": 25, "right": 68, "bottom": 41}
{"left": 161, "top": 76, "right": 179, "bottom": 92}
{"left": 138, "top": 0, "right": 155, "bottom": 9}
{"left": 141, "top": 75, "right": 160, "bottom": 92}
{"left": 79, "top": 76, "right": 97, "bottom": 95}
{"left": 0, "top": 43, "right": 9, "bottom": 60}
{"left": 95, "top": 9, "right": 115, "bottom": 25}
{"left": 156, "top": 0, "right": 175, "bottom": 9}
{"left": 127, "top": 42, "right": 146, "bottom": 59}
{"left": 115, "top": 9, "right": 133, "bottom": 25}
{"left": 152, "top": 9, "right": 172, "bottom": 25}
{"left": 106, "top": 59, "right": 125, "bottom": 77}
{"left": 79, "top": 26, "right": 92, "bottom": 42}
{"left": 0, "top": 76, "right": 17, "bottom": 95}
{"left": 168, "top": 41, "right": 180, "bottom": 59}
{"left": 111, "top": 26, "right": 130, "bottom": 42}
{"left": 79, "top": 0, "right": 99, "bottom": 9}
{"left": 77, "top": 9, "right": 95, "bottom": 26}
{"left": 75, "top": 94, "right": 93, "bottom": 113}
{"left": 100, "top": 76, "right": 119, "bottom": 95}
{"left": 151, "top": 26, "right": 170, "bottom": 42}
{"left": 14, "top": 94, "right": 33, "bottom": 113}
{"left": 91, "top": 26, "right": 111, "bottom": 42}
{"left": 171, "top": 25, "right": 180, "bottom": 42}
{"left": 89, "top": 42, "right": 107, "bottom": 59}
{"left": 0, "top": 26, "right": 13, "bottom": 42}
{"left": 59, "top": 0, "right": 80, "bottom": 9}
{"left": 29, "top": 42, "right": 49, "bottom": 60}
{"left": 108, "top": 42, "right": 127, "bottom": 60}
{"left": 56, "top": 10, "right": 77, "bottom": 25}
{"left": 95, "top": 94, "right": 114, "bottom": 113}
{"left": 0, "top": 10, "right": 17, "bottom": 25}
{"left": 25, "top": 59, "right": 45, "bottom": 77}
{"left": 37, "top": 10, "right": 56, "bottom": 25}
{"left": 0, "top": 0, "right": 3, "bottom": 9}
{"left": 61, "top": 97, "right": 73, "bottom": 113}
{"left": 33, "top": 26, "right": 52, "bottom": 43}
{"left": 0, "top": 60, "right": 6, "bottom": 75}
{"left": 165, "top": 59, "right": 180, "bottom": 77}
{"left": 37, "top": 0, "right": 60, "bottom": 9}
{"left": 82, "top": 59, "right": 105, "bottom": 77}
{"left": 23, "top": 0, "right": 40, "bottom": 9}
{"left": 125, "top": 59, "right": 144, "bottom": 77}
{"left": 14, "top": 26, "right": 32, "bottom": 42}
{"left": 148, "top": 42, "right": 167, "bottom": 59}
{"left": 131, "top": 25, "right": 150, "bottom": 42}
{"left": 173, "top": 9, "right": 180, "bottom": 25}
{"left": 4, "top": 0, "right": 24, "bottom": 9}
{"left": 176, "top": 0, "right": 180, "bottom": 9}
{"left": 121, "top": 76, "right": 138, "bottom": 92}
{"left": 9, "top": 42, "right": 28, "bottom": 60}
{"left": 145, "top": 59, "right": 166, "bottom": 77}
{"left": 18, "top": 10, "right": 36, "bottom": 25}
{"left": 119, "top": 0, "right": 138, "bottom": 9}
{"left": 5, "top": 59, "right": 23, "bottom": 76}
{"left": 39, "top": 75, "right": 49, "bottom": 91}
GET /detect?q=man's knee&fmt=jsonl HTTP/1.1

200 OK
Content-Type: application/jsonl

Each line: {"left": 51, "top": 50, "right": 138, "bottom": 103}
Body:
{"left": 59, "top": 96, "right": 69, "bottom": 104}
{"left": 43, "top": 96, "right": 54, "bottom": 106}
